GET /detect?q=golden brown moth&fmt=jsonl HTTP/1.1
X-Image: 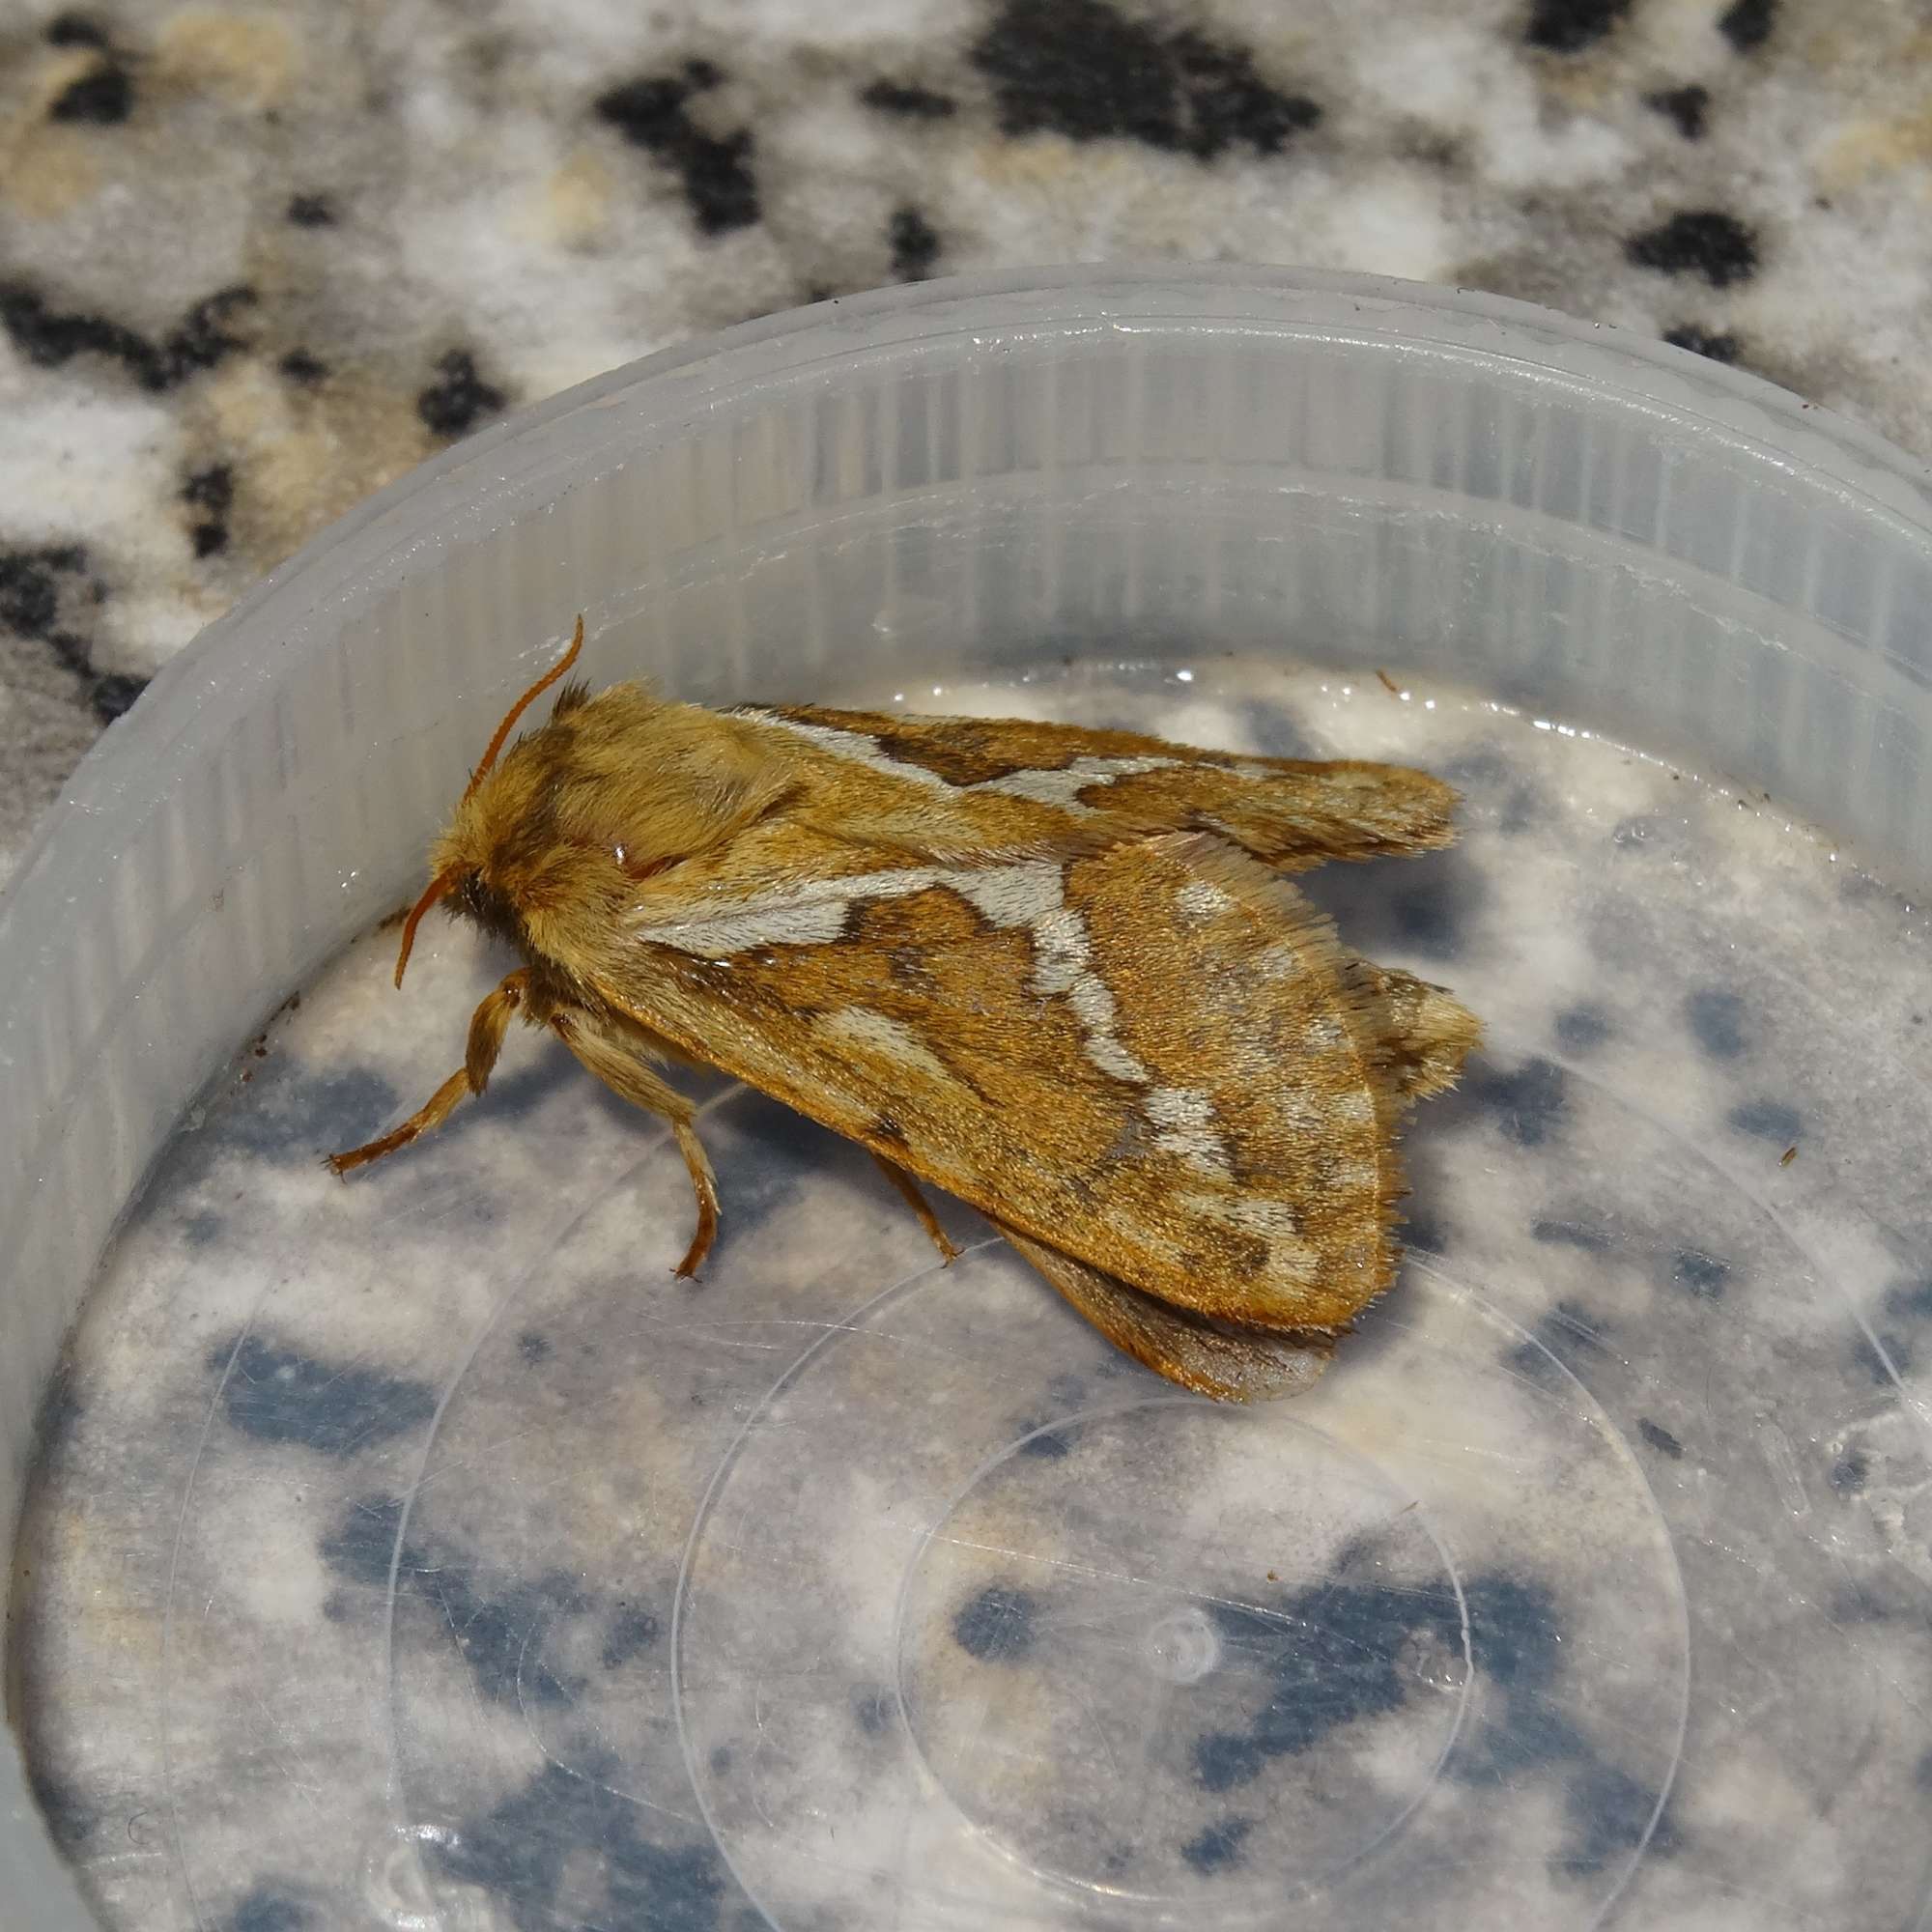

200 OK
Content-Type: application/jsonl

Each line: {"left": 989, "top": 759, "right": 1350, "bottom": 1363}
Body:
{"left": 330, "top": 619, "right": 1479, "bottom": 1400}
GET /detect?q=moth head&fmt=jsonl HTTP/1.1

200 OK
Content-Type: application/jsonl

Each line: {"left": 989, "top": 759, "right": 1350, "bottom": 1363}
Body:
{"left": 390, "top": 616, "right": 792, "bottom": 987}
{"left": 391, "top": 616, "right": 588, "bottom": 988}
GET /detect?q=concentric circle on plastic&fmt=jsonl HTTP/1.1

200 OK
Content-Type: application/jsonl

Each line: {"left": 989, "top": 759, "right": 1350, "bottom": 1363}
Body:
{"left": 673, "top": 1236, "right": 1689, "bottom": 1929}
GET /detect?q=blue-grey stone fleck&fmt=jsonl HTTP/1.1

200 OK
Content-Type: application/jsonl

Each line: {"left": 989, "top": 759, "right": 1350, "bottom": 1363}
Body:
{"left": 1685, "top": 987, "right": 1747, "bottom": 1059}
{"left": 952, "top": 1584, "right": 1038, "bottom": 1662}
{"left": 211, "top": 1334, "right": 436, "bottom": 1457}
{"left": 1179, "top": 1815, "right": 1252, "bottom": 1872}
{"left": 1728, "top": 1098, "right": 1803, "bottom": 1143}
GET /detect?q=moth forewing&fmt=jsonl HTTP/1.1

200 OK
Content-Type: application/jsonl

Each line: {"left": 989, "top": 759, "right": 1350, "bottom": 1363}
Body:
{"left": 749, "top": 702, "right": 1463, "bottom": 870}
{"left": 569, "top": 832, "right": 1413, "bottom": 1333}
{"left": 332, "top": 628, "right": 1480, "bottom": 1400}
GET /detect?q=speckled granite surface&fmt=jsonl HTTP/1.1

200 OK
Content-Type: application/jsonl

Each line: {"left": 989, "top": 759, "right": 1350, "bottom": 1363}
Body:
{"left": 12, "top": 8, "right": 1932, "bottom": 1930}
{"left": 5, "top": 0, "right": 1932, "bottom": 868}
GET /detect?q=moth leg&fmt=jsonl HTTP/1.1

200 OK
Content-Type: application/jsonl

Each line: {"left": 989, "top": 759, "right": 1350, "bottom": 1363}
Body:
{"left": 550, "top": 1011, "right": 720, "bottom": 1279}
{"left": 327, "top": 970, "right": 531, "bottom": 1174}
{"left": 869, "top": 1152, "right": 962, "bottom": 1265}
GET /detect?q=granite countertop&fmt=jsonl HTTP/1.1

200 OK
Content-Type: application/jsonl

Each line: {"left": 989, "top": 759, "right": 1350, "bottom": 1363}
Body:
{"left": 3, "top": 0, "right": 1932, "bottom": 870}
{"left": 12, "top": 9, "right": 1932, "bottom": 1930}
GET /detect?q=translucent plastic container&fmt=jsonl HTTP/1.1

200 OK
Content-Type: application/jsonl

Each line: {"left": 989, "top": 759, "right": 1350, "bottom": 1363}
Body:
{"left": 6, "top": 268, "right": 1931, "bottom": 1932}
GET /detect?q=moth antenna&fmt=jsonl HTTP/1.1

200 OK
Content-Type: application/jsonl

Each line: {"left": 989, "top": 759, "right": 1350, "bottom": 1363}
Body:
{"left": 463, "top": 613, "right": 585, "bottom": 802}
{"left": 393, "top": 866, "right": 461, "bottom": 989}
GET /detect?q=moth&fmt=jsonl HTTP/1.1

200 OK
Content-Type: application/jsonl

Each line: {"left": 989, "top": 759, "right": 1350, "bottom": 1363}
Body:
{"left": 330, "top": 618, "right": 1478, "bottom": 1401}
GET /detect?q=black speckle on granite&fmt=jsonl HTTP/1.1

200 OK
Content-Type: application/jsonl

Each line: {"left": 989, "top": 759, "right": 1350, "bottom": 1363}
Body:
{"left": 952, "top": 1584, "right": 1038, "bottom": 1662}
{"left": 1303, "top": 822, "right": 1479, "bottom": 952}
{"left": 416, "top": 1561, "right": 589, "bottom": 1709}
{"left": 167, "top": 288, "right": 259, "bottom": 380}
{"left": 1554, "top": 1005, "right": 1611, "bottom": 1052}
{"left": 1509, "top": 1298, "right": 1609, "bottom": 1379}
{"left": 1858, "top": 1326, "right": 1913, "bottom": 1385}
{"left": 1019, "top": 1424, "right": 1071, "bottom": 1457}
{"left": 438, "top": 1759, "right": 728, "bottom": 1931}
{"left": 861, "top": 78, "right": 956, "bottom": 119}
{"left": 1828, "top": 1448, "right": 1868, "bottom": 1492}
{"left": 211, "top": 1333, "right": 437, "bottom": 1457}
{"left": 208, "top": 1061, "right": 399, "bottom": 1160}
{"left": 0, "top": 542, "right": 88, "bottom": 641}
{"left": 416, "top": 348, "right": 505, "bottom": 439}
{"left": 1729, "top": 1097, "right": 1802, "bottom": 1143}
{"left": 319, "top": 1492, "right": 412, "bottom": 1588}
{"left": 1663, "top": 324, "right": 1741, "bottom": 362}
{"left": 1194, "top": 1578, "right": 1466, "bottom": 1791}
{"left": 1180, "top": 1816, "right": 1252, "bottom": 1873}
{"left": 1719, "top": 0, "right": 1776, "bottom": 51}
{"left": 1685, "top": 987, "right": 1747, "bottom": 1057}
{"left": 853, "top": 1687, "right": 894, "bottom": 1734}
{"left": 1627, "top": 210, "right": 1758, "bottom": 286}
{"left": 1194, "top": 1731, "right": 1265, "bottom": 1792}
{"left": 1671, "top": 1247, "right": 1730, "bottom": 1298}
{"left": 1524, "top": 0, "right": 1630, "bottom": 53}
{"left": 0, "top": 282, "right": 256, "bottom": 390}
{"left": 1243, "top": 698, "right": 1320, "bottom": 759}
{"left": 971, "top": 0, "right": 1319, "bottom": 160}
{"left": 278, "top": 347, "right": 329, "bottom": 384}
{"left": 517, "top": 1328, "right": 552, "bottom": 1364}
{"left": 1639, "top": 1418, "right": 1685, "bottom": 1458}
{"left": 1463, "top": 1575, "right": 1561, "bottom": 1693}
{"left": 49, "top": 61, "right": 132, "bottom": 125}
{"left": 1863, "top": 1286, "right": 1932, "bottom": 1382}
{"left": 1448, "top": 1577, "right": 1579, "bottom": 1778}
{"left": 1469, "top": 1693, "right": 1588, "bottom": 1775}
{"left": 1, "top": 539, "right": 135, "bottom": 716}
{"left": 888, "top": 205, "right": 941, "bottom": 281}
{"left": 90, "top": 670, "right": 146, "bottom": 722}
{"left": 183, "top": 463, "right": 234, "bottom": 560}
{"left": 1645, "top": 83, "right": 1710, "bottom": 139}
{"left": 595, "top": 67, "right": 759, "bottom": 235}
{"left": 1390, "top": 876, "right": 1466, "bottom": 958}
{"left": 1166, "top": 27, "right": 1321, "bottom": 156}
{"left": 601, "top": 1603, "right": 661, "bottom": 1668}
{"left": 1883, "top": 1277, "right": 1932, "bottom": 1322}
{"left": 1401, "top": 1203, "right": 1445, "bottom": 1254}
{"left": 1559, "top": 1759, "right": 1677, "bottom": 1876}
{"left": 44, "top": 13, "right": 108, "bottom": 46}
{"left": 285, "top": 193, "right": 334, "bottom": 227}
{"left": 1468, "top": 1056, "right": 1566, "bottom": 1147}
{"left": 229, "top": 1886, "right": 313, "bottom": 1932}
{"left": 47, "top": 628, "right": 90, "bottom": 675}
